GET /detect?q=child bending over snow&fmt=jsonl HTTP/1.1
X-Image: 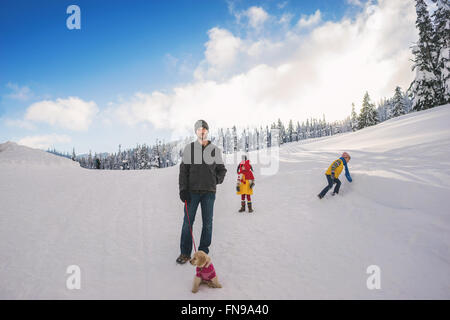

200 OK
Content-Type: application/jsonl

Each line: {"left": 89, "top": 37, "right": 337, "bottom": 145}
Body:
{"left": 318, "top": 152, "right": 352, "bottom": 199}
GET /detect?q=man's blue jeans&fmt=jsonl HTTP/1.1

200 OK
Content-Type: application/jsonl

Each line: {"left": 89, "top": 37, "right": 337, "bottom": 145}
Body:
{"left": 180, "top": 192, "right": 216, "bottom": 256}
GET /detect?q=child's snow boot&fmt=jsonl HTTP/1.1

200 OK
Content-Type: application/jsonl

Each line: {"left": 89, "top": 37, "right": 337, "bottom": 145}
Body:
{"left": 248, "top": 202, "right": 253, "bottom": 213}
{"left": 238, "top": 201, "right": 246, "bottom": 212}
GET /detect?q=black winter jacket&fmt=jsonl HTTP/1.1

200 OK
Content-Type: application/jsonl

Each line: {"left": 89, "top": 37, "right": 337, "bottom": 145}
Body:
{"left": 179, "top": 140, "right": 227, "bottom": 193}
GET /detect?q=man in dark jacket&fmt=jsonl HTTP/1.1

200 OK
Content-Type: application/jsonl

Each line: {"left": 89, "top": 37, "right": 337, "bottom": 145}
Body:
{"left": 176, "top": 120, "right": 227, "bottom": 264}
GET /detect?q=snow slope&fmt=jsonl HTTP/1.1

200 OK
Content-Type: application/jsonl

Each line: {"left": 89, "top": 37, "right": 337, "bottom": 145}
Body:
{"left": 0, "top": 105, "right": 449, "bottom": 299}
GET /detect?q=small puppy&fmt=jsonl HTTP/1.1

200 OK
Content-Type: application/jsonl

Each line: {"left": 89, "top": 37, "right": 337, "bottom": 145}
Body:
{"left": 190, "top": 250, "right": 222, "bottom": 293}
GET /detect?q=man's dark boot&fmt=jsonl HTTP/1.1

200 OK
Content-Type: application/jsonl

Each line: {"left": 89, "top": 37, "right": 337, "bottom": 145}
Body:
{"left": 248, "top": 202, "right": 253, "bottom": 213}
{"left": 176, "top": 254, "right": 191, "bottom": 265}
{"left": 238, "top": 201, "right": 246, "bottom": 212}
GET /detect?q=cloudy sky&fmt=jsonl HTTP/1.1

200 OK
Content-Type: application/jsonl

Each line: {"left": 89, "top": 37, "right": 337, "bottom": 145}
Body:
{"left": 0, "top": 0, "right": 420, "bottom": 154}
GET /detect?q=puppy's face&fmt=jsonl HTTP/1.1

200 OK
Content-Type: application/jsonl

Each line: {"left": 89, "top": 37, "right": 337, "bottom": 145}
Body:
{"left": 190, "top": 251, "right": 209, "bottom": 268}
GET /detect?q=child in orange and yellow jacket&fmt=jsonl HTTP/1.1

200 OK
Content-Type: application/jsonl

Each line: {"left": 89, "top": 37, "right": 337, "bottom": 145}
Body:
{"left": 318, "top": 152, "right": 352, "bottom": 199}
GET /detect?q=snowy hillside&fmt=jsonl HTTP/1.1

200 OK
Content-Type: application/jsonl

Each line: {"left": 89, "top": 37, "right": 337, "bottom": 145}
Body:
{"left": 0, "top": 105, "right": 449, "bottom": 299}
{"left": 0, "top": 141, "right": 79, "bottom": 168}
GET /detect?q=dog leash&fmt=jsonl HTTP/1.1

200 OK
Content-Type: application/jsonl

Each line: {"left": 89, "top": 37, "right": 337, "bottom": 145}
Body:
{"left": 184, "top": 200, "right": 197, "bottom": 253}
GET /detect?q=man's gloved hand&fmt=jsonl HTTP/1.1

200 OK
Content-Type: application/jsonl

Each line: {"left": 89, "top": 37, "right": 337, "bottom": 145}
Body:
{"left": 249, "top": 181, "right": 255, "bottom": 189}
{"left": 236, "top": 185, "right": 240, "bottom": 192}
{"left": 180, "top": 190, "right": 191, "bottom": 203}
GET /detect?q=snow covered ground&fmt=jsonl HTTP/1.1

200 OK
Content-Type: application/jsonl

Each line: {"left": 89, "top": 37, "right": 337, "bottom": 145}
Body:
{"left": 1, "top": 105, "right": 449, "bottom": 299}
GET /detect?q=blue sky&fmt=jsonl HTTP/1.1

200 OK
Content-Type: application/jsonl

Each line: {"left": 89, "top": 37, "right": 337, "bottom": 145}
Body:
{"left": 0, "top": 0, "right": 417, "bottom": 154}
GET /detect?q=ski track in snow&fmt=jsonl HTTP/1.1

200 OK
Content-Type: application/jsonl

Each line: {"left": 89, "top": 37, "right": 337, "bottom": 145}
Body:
{"left": 1, "top": 105, "right": 450, "bottom": 299}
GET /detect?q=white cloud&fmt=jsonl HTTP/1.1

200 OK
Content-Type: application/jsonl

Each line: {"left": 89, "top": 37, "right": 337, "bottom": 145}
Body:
{"left": 164, "top": 53, "right": 179, "bottom": 69}
{"left": 297, "top": 10, "right": 322, "bottom": 29}
{"left": 195, "top": 27, "right": 243, "bottom": 80}
{"left": 347, "top": 0, "right": 364, "bottom": 7}
{"left": 5, "top": 82, "right": 33, "bottom": 101}
{"left": 205, "top": 27, "right": 242, "bottom": 68}
{"left": 277, "top": 1, "right": 288, "bottom": 9}
{"left": 107, "top": 0, "right": 418, "bottom": 139}
{"left": 244, "top": 6, "right": 269, "bottom": 29}
{"left": 17, "top": 134, "right": 71, "bottom": 150}
{"left": 108, "top": 91, "right": 172, "bottom": 127}
{"left": 3, "top": 118, "right": 36, "bottom": 130}
{"left": 24, "top": 97, "right": 98, "bottom": 131}
{"left": 279, "top": 12, "right": 293, "bottom": 25}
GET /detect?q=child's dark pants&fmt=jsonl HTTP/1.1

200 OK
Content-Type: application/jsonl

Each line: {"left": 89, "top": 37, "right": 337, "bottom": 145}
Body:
{"left": 319, "top": 174, "right": 341, "bottom": 198}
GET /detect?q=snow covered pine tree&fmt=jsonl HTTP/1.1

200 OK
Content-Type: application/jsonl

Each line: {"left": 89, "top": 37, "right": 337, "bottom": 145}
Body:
{"left": 431, "top": 0, "right": 450, "bottom": 105}
{"left": 391, "top": 86, "right": 407, "bottom": 117}
{"left": 358, "top": 92, "right": 378, "bottom": 129}
{"left": 410, "top": 0, "right": 442, "bottom": 110}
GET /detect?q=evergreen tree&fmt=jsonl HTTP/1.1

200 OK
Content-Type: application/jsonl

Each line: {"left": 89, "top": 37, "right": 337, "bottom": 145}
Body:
{"left": 391, "top": 86, "right": 407, "bottom": 117}
{"left": 305, "top": 119, "right": 310, "bottom": 139}
{"left": 258, "top": 126, "right": 264, "bottom": 149}
{"left": 135, "top": 144, "right": 149, "bottom": 169}
{"left": 300, "top": 121, "right": 306, "bottom": 139}
{"left": 95, "top": 157, "right": 101, "bottom": 169}
{"left": 265, "top": 125, "right": 271, "bottom": 147}
{"left": 276, "top": 118, "right": 285, "bottom": 144}
{"left": 403, "top": 91, "right": 413, "bottom": 113}
{"left": 232, "top": 125, "right": 238, "bottom": 152}
{"left": 358, "top": 92, "right": 379, "bottom": 129}
{"left": 88, "top": 150, "right": 93, "bottom": 169}
{"left": 410, "top": 0, "right": 441, "bottom": 111}
{"left": 321, "top": 114, "right": 327, "bottom": 136}
{"left": 295, "top": 121, "right": 300, "bottom": 141}
{"left": 287, "top": 119, "right": 294, "bottom": 142}
{"left": 351, "top": 103, "right": 358, "bottom": 131}
{"left": 241, "top": 129, "right": 248, "bottom": 152}
{"left": 218, "top": 128, "right": 225, "bottom": 152}
{"left": 116, "top": 144, "right": 122, "bottom": 170}
{"left": 150, "top": 142, "right": 160, "bottom": 168}
{"left": 225, "top": 128, "right": 232, "bottom": 153}
{"left": 431, "top": 0, "right": 450, "bottom": 104}
{"left": 376, "top": 98, "right": 389, "bottom": 122}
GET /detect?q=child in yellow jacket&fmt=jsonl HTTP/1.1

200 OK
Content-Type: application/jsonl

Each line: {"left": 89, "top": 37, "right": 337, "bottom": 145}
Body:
{"left": 318, "top": 152, "right": 352, "bottom": 199}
